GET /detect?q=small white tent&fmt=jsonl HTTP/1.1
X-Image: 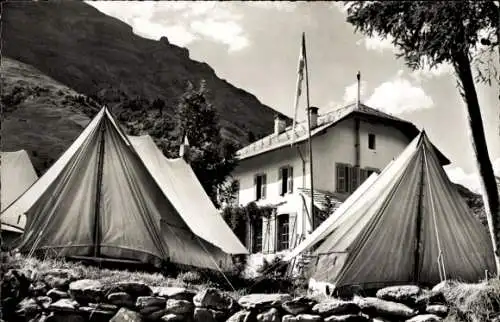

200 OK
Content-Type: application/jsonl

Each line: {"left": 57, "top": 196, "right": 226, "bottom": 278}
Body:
{"left": 1, "top": 107, "right": 248, "bottom": 270}
{"left": 1, "top": 150, "right": 38, "bottom": 234}
{"left": 287, "top": 131, "right": 495, "bottom": 291}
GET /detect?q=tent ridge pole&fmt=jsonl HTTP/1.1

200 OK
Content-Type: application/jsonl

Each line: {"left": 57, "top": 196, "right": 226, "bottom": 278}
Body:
{"left": 413, "top": 149, "right": 425, "bottom": 283}
{"left": 93, "top": 116, "right": 106, "bottom": 258}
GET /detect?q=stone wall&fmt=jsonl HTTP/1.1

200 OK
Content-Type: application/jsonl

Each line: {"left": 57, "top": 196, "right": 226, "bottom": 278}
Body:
{"left": 1, "top": 268, "right": 462, "bottom": 322}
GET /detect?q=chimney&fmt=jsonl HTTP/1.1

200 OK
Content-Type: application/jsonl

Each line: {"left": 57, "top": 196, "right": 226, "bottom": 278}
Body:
{"left": 309, "top": 106, "right": 319, "bottom": 129}
{"left": 274, "top": 114, "right": 287, "bottom": 135}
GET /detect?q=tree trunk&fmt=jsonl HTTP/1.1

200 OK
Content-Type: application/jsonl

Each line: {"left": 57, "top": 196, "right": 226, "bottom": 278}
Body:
{"left": 454, "top": 50, "right": 500, "bottom": 275}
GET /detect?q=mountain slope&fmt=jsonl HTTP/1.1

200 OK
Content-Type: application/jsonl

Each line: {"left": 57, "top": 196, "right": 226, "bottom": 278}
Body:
{"left": 2, "top": 1, "right": 287, "bottom": 145}
{"left": 1, "top": 57, "right": 98, "bottom": 174}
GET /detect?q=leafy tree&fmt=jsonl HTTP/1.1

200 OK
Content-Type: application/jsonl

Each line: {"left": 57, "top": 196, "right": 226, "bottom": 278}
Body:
{"left": 345, "top": 1, "right": 500, "bottom": 271}
{"left": 174, "top": 80, "right": 239, "bottom": 207}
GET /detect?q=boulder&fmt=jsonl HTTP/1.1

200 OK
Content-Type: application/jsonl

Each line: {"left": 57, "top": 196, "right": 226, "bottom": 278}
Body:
{"left": 49, "top": 299, "right": 80, "bottom": 312}
{"left": 238, "top": 293, "right": 292, "bottom": 310}
{"left": 110, "top": 308, "right": 144, "bottom": 322}
{"left": 431, "top": 281, "right": 457, "bottom": 294}
{"left": 106, "top": 282, "right": 153, "bottom": 298}
{"left": 16, "top": 297, "right": 42, "bottom": 316}
{"left": 312, "top": 299, "right": 360, "bottom": 316}
{"left": 414, "top": 291, "right": 447, "bottom": 307}
{"left": 88, "top": 303, "right": 119, "bottom": 311}
{"left": 283, "top": 314, "right": 322, "bottom": 322}
{"left": 140, "top": 306, "right": 166, "bottom": 316}
{"left": 194, "top": 307, "right": 216, "bottom": 322}
{"left": 146, "top": 308, "right": 170, "bottom": 321}
{"left": 166, "top": 299, "right": 195, "bottom": 315}
{"left": 29, "top": 281, "right": 49, "bottom": 297}
{"left": 37, "top": 296, "right": 53, "bottom": 309}
{"left": 256, "top": 308, "right": 280, "bottom": 322}
{"left": 354, "top": 297, "right": 416, "bottom": 319}
{"left": 68, "top": 279, "right": 104, "bottom": 304}
{"left": 161, "top": 313, "right": 185, "bottom": 321}
{"left": 47, "top": 289, "right": 70, "bottom": 302}
{"left": 79, "top": 306, "right": 116, "bottom": 320}
{"left": 193, "top": 288, "right": 236, "bottom": 311}
{"left": 425, "top": 304, "right": 448, "bottom": 317}
{"left": 46, "top": 312, "right": 86, "bottom": 322}
{"left": 406, "top": 314, "right": 442, "bottom": 322}
{"left": 107, "top": 292, "right": 135, "bottom": 308}
{"left": 376, "top": 285, "right": 422, "bottom": 305}
{"left": 226, "top": 310, "right": 252, "bottom": 322}
{"left": 325, "top": 314, "right": 370, "bottom": 322}
{"left": 44, "top": 276, "right": 70, "bottom": 291}
{"left": 152, "top": 286, "right": 196, "bottom": 301}
{"left": 282, "top": 297, "right": 317, "bottom": 315}
{"left": 136, "top": 296, "right": 167, "bottom": 308}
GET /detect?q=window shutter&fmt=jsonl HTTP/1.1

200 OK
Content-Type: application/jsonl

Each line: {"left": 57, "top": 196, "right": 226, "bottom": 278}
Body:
{"left": 336, "top": 164, "right": 345, "bottom": 193}
{"left": 262, "top": 174, "right": 267, "bottom": 199}
{"left": 278, "top": 168, "right": 283, "bottom": 196}
{"left": 254, "top": 176, "right": 258, "bottom": 200}
{"left": 288, "top": 167, "right": 294, "bottom": 193}
{"left": 351, "top": 166, "right": 359, "bottom": 192}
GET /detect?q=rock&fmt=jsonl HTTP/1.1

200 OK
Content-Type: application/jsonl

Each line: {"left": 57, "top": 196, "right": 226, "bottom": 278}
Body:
{"left": 106, "top": 282, "right": 153, "bottom": 298}
{"left": 68, "top": 279, "right": 104, "bottom": 304}
{"left": 354, "top": 296, "right": 416, "bottom": 319}
{"left": 140, "top": 305, "right": 165, "bottom": 316}
{"left": 376, "top": 285, "right": 422, "bottom": 305}
{"left": 325, "top": 315, "right": 370, "bottom": 322}
{"left": 110, "top": 308, "right": 144, "bottom": 322}
{"left": 257, "top": 308, "right": 280, "bottom": 322}
{"left": 45, "top": 276, "right": 70, "bottom": 291}
{"left": 431, "top": 281, "right": 456, "bottom": 293}
{"left": 227, "top": 310, "right": 252, "bottom": 322}
{"left": 425, "top": 305, "right": 448, "bottom": 317}
{"left": 193, "top": 288, "right": 236, "bottom": 311}
{"left": 107, "top": 292, "right": 135, "bottom": 307}
{"left": 16, "top": 298, "right": 42, "bottom": 316}
{"left": 166, "top": 299, "right": 195, "bottom": 314}
{"left": 238, "top": 293, "right": 292, "bottom": 310}
{"left": 29, "top": 281, "right": 49, "bottom": 297}
{"left": 37, "top": 296, "right": 53, "bottom": 309}
{"left": 79, "top": 306, "right": 116, "bottom": 319}
{"left": 136, "top": 296, "right": 167, "bottom": 308}
{"left": 29, "top": 312, "right": 49, "bottom": 322}
{"left": 406, "top": 314, "right": 442, "bottom": 322}
{"left": 152, "top": 286, "right": 196, "bottom": 301}
{"left": 283, "top": 314, "right": 322, "bottom": 322}
{"left": 146, "top": 308, "right": 170, "bottom": 321}
{"left": 194, "top": 308, "right": 216, "bottom": 322}
{"left": 282, "top": 296, "right": 317, "bottom": 315}
{"left": 49, "top": 299, "right": 79, "bottom": 312}
{"left": 312, "top": 299, "right": 360, "bottom": 316}
{"left": 46, "top": 312, "right": 85, "bottom": 322}
{"left": 161, "top": 313, "right": 185, "bottom": 321}
{"left": 414, "top": 290, "right": 447, "bottom": 307}
{"left": 47, "top": 289, "right": 69, "bottom": 301}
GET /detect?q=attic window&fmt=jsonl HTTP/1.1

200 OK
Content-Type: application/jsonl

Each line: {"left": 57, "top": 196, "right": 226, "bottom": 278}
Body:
{"left": 368, "top": 134, "right": 376, "bottom": 150}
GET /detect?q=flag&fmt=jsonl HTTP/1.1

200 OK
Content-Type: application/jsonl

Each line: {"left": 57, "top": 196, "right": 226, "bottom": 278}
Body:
{"left": 291, "top": 32, "right": 306, "bottom": 146}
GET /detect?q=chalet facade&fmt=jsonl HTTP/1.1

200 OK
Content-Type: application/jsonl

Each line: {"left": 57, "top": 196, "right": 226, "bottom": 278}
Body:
{"left": 229, "top": 103, "right": 450, "bottom": 255}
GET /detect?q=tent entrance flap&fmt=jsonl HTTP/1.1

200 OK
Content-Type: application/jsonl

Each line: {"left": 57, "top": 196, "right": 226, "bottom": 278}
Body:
{"left": 92, "top": 117, "right": 106, "bottom": 258}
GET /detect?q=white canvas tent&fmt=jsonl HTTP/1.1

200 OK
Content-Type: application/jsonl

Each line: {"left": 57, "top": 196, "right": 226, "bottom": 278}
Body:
{"left": 1, "top": 107, "right": 248, "bottom": 270}
{"left": 1, "top": 150, "right": 38, "bottom": 234}
{"left": 287, "top": 131, "right": 495, "bottom": 290}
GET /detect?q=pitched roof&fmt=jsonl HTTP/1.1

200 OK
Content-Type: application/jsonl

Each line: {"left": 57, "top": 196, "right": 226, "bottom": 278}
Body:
{"left": 297, "top": 188, "right": 345, "bottom": 212}
{"left": 237, "top": 103, "right": 450, "bottom": 165}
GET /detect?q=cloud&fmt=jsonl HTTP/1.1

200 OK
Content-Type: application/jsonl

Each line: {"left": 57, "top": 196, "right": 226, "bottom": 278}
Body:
{"left": 366, "top": 75, "right": 434, "bottom": 115}
{"left": 357, "top": 33, "right": 396, "bottom": 54}
{"left": 246, "top": 2, "right": 298, "bottom": 12}
{"left": 86, "top": 1, "right": 249, "bottom": 52}
{"left": 445, "top": 158, "right": 500, "bottom": 193}
{"left": 342, "top": 80, "right": 368, "bottom": 103}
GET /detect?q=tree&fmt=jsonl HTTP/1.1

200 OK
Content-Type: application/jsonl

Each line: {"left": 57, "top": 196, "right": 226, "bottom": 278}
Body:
{"left": 174, "top": 80, "right": 239, "bottom": 207}
{"left": 345, "top": 1, "right": 500, "bottom": 272}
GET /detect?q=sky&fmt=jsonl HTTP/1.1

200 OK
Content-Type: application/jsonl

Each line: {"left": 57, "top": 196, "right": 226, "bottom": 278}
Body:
{"left": 87, "top": 1, "right": 499, "bottom": 193}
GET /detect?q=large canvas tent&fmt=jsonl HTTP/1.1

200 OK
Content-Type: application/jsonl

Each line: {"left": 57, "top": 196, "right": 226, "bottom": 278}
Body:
{"left": 1, "top": 150, "right": 38, "bottom": 245}
{"left": 286, "top": 131, "right": 495, "bottom": 291}
{"left": 1, "top": 107, "right": 248, "bottom": 270}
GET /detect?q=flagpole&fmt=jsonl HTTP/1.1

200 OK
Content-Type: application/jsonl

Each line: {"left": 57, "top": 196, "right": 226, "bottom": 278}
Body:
{"left": 303, "top": 33, "right": 315, "bottom": 231}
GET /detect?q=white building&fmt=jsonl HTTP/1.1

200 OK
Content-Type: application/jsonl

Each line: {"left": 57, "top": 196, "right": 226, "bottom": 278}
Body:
{"left": 229, "top": 103, "right": 449, "bottom": 256}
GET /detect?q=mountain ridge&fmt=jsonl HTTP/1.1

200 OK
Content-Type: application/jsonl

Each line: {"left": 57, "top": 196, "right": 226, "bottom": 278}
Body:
{"left": 2, "top": 1, "right": 288, "bottom": 146}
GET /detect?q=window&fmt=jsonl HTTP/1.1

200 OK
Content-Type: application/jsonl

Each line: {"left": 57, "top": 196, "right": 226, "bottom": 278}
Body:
{"left": 252, "top": 219, "right": 263, "bottom": 253}
{"left": 368, "top": 134, "right": 376, "bottom": 150}
{"left": 254, "top": 174, "right": 267, "bottom": 200}
{"left": 233, "top": 180, "right": 240, "bottom": 206}
{"left": 277, "top": 214, "right": 290, "bottom": 251}
{"left": 279, "top": 166, "right": 294, "bottom": 196}
{"left": 360, "top": 167, "right": 380, "bottom": 185}
{"left": 336, "top": 163, "right": 351, "bottom": 193}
